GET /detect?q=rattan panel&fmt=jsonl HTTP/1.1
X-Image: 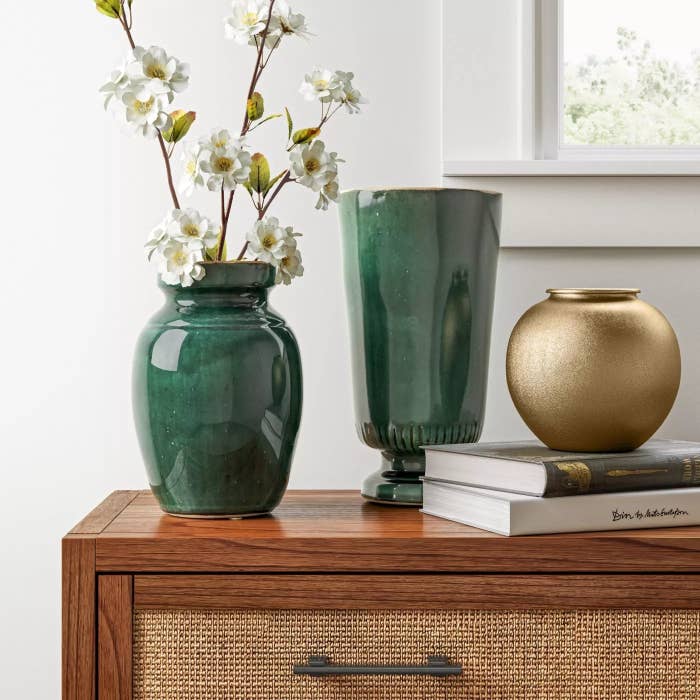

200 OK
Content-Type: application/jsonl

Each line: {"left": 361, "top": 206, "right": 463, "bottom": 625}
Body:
{"left": 133, "top": 608, "right": 700, "bottom": 699}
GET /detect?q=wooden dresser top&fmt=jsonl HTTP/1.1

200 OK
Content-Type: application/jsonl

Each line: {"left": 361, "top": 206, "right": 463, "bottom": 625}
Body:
{"left": 65, "top": 490, "right": 700, "bottom": 573}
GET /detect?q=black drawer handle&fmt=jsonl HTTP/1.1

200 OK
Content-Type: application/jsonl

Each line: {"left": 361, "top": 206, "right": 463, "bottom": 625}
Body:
{"left": 293, "top": 655, "right": 462, "bottom": 677}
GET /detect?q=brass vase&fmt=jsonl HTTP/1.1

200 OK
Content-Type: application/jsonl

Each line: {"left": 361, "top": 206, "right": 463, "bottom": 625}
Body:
{"left": 506, "top": 289, "right": 681, "bottom": 452}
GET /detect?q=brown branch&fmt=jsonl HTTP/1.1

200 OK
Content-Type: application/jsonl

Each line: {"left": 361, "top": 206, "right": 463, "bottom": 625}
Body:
{"left": 240, "top": 0, "right": 277, "bottom": 135}
{"left": 118, "top": 3, "right": 136, "bottom": 49}
{"left": 156, "top": 131, "right": 181, "bottom": 209}
{"left": 217, "top": 189, "right": 237, "bottom": 260}
{"left": 115, "top": 5, "right": 181, "bottom": 210}
{"left": 236, "top": 170, "right": 291, "bottom": 260}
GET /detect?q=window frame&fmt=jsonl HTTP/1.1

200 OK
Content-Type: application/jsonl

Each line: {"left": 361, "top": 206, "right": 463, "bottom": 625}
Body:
{"left": 536, "top": 0, "right": 700, "bottom": 161}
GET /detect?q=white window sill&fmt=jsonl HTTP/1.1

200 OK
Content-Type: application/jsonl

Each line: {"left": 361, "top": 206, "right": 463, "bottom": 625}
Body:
{"left": 443, "top": 160, "right": 700, "bottom": 177}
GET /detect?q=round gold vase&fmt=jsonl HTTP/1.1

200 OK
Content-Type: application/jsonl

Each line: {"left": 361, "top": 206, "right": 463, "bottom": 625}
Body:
{"left": 506, "top": 289, "right": 681, "bottom": 452}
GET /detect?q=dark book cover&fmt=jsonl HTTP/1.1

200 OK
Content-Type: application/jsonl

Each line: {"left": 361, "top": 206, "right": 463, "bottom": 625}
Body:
{"left": 543, "top": 451, "right": 700, "bottom": 496}
{"left": 427, "top": 439, "right": 700, "bottom": 496}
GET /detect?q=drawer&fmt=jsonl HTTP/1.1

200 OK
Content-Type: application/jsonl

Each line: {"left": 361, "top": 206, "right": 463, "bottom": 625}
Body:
{"left": 133, "top": 607, "right": 700, "bottom": 700}
{"left": 98, "top": 573, "right": 700, "bottom": 700}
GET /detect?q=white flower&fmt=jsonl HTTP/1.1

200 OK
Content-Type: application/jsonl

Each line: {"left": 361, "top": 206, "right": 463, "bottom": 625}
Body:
{"left": 145, "top": 209, "right": 216, "bottom": 284}
{"left": 276, "top": 246, "right": 304, "bottom": 285}
{"left": 269, "top": 1, "right": 311, "bottom": 41}
{"left": 145, "top": 219, "right": 172, "bottom": 261}
{"left": 100, "top": 62, "right": 130, "bottom": 109}
{"left": 246, "top": 217, "right": 290, "bottom": 264}
{"left": 121, "top": 89, "right": 171, "bottom": 137}
{"left": 224, "top": 0, "right": 270, "bottom": 45}
{"left": 101, "top": 46, "right": 188, "bottom": 138}
{"left": 172, "top": 209, "right": 218, "bottom": 250}
{"left": 299, "top": 67, "right": 344, "bottom": 103}
{"left": 178, "top": 142, "right": 205, "bottom": 197}
{"left": 199, "top": 135, "right": 252, "bottom": 190}
{"left": 336, "top": 70, "right": 367, "bottom": 113}
{"left": 200, "top": 129, "right": 238, "bottom": 151}
{"left": 126, "top": 46, "right": 190, "bottom": 103}
{"left": 159, "top": 241, "right": 206, "bottom": 287}
{"left": 315, "top": 179, "right": 339, "bottom": 210}
{"left": 289, "top": 140, "right": 340, "bottom": 192}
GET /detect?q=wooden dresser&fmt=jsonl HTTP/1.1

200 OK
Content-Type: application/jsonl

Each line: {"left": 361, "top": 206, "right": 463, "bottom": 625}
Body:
{"left": 63, "top": 489, "right": 700, "bottom": 699}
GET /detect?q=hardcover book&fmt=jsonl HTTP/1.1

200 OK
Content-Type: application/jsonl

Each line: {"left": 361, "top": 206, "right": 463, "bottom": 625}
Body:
{"left": 421, "top": 479, "right": 700, "bottom": 536}
{"left": 423, "top": 439, "right": 700, "bottom": 497}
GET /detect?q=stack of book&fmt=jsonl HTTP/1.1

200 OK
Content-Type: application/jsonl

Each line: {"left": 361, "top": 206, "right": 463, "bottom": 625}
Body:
{"left": 421, "top": 439, "right": 700, "bottom": 536}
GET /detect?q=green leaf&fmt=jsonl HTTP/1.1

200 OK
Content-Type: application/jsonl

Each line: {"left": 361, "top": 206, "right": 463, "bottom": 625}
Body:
{"left": 249, "top": 153, "right": 271, "bottom": 193}
{"left": 95, "top": 0, "right": 122, "bottom": 18}
{"left": 263, "top": 170, "right": 287, "bottom": 196}
{"left": 292, "top": 127, "right": 321, "bottom": 145}
{"left": 285, "top": 107, "right": 293, "bottom": 140}
{"left": 162, "top": 110, "right": 196, "bottom": 143}
{"left": 247, "top": 92, "right": 265, "bottom": 121}
{"left": 250, "top": 113, "right": 282, "bottom": 130}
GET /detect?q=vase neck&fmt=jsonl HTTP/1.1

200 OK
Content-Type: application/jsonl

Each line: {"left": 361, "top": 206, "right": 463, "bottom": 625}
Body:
{"left": 165, "top": 286, "right": 269, "bottom": 309}
{"left": 547, "top": 288, "right": 640, "bottom": 302}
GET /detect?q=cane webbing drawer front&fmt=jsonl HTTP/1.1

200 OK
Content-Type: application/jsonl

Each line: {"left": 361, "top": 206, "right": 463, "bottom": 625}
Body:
{"left": 132, "top": 608, "right": 700, "bottom": 700}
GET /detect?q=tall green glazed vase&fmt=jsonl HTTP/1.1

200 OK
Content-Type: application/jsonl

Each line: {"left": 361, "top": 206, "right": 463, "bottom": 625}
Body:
{"left": 339, "top": 188, "right": 501, "bottom": 505}
{"left": 132, "top": 262, "right": 302, "bottom": 517}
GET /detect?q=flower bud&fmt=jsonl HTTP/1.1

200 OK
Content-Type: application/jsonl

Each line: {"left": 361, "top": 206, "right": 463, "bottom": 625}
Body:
{"left": 162, "top": 111, "right": 196, "bottom": 143}
{"left": 247, "top": 92, "right": 265, "bottom": 122}
{"left": 249, "top": 153, "right": 271, "bottom": 193}
{"left": 95, "top": 0, "right": 122, "bottom": 18}
{"left": 292, "top": 127, "right": 321, "bottom": 145}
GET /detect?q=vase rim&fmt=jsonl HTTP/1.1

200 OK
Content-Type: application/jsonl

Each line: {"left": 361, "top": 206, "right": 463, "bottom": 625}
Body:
{"left": 159, "top": 260, "right": 276, "bottom": 290}
{"left": 340, "top": 186, "right": 502, "bottom": 196}
{"left": 547, "top": 287, "right": 641, "bottom": 296}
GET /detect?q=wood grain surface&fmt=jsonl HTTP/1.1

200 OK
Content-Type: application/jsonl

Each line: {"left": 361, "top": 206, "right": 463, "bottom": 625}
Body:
{"left": 134, "top": 573, "right": 700, "bottom": 610}
{"left": 98, "top": 576, "right": 133, "bottom": 700}
{"left": 62, "top": 538, "right": 95, "bottom": 700}
{"left": 91, "top": 490, "right": 700, "bottom": 573}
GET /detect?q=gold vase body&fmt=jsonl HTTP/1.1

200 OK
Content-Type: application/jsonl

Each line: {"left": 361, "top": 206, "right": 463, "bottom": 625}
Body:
{"left": 506, "top": 289, "right": 681, "bottom": 452}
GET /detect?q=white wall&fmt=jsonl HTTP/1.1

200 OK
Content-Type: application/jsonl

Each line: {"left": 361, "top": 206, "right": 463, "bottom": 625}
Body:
{"left": 1, "top": 1, "right": 699, "bottom": 698}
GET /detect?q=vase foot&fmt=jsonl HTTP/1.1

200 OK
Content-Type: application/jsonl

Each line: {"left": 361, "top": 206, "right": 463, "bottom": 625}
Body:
{"left": 163, "top": 510, "right": 271, "bottom": 520}
{"left": 361, "top": 453, "right": 425, "bottom": 506}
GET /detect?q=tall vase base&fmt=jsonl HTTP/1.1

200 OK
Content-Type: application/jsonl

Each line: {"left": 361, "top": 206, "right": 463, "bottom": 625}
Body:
{"left": 361, "top": 453, "right": 425, "bottom": 506}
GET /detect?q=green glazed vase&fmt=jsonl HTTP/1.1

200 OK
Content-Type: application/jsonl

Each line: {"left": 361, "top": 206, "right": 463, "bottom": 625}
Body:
{"left": 132, "top": 262, "right": 302, "bottom": 517}
{"left": 339, "top": 188, "right": 501, "bottom": 505}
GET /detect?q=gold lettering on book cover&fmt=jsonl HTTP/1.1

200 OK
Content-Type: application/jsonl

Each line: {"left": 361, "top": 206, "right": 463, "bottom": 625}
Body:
{"left": 682, "top": 456, "right": 700, "bottom": 485}
{"left": 606, "top": 469, "right": 668, "bottom": 477}
{"left": 554, "top": 461, "right": 591, "bottom": 492}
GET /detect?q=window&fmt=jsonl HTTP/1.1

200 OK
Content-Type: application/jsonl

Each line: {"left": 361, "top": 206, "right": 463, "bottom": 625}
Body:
{"left": 538, "top": 0, "right": 700, "bottom": 160}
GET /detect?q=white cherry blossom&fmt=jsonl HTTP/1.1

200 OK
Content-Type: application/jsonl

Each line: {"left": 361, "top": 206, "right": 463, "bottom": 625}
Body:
{"left": 315, "top": 179, "right": 339, "bottom": 210}
{"left": 246, "top": 217, "right": 290, "bottom": 264}
{"left": 121, "top": 89, "right": 171, "bottom": 137}
{"left": 336, "top": 70, "right": 367, "bottom": 113}
{"left": 224, "top": 0, "right": 270, "bottom": 45}
{"left": 269, "top": 1, "right": 312, "bottom": 42}
{"left": 173, "top": 209, "right": 218, "bottom": 250}
{"left": 199, "top": 137, "right": 252, "bottom": 190}
{"left": 159, "top": 241, "right": 206, "bottom": 287}
{"left": 299, "top": 67, "right": 343, "bottom": 103}
{"left": 126, "top": 46, "right": 190, "bottom": 102}
{"left": 276, "top": 246, "right": 304, "bottom": 285}
{"left": 178, "top": 142, "right": 205, "bottom": 196}
{"left": 289, "top": 140, "right": 340, "bottom": 192}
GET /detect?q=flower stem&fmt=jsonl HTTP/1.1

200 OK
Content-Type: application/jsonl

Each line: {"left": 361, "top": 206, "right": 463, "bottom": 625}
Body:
{"left": 217, "top": 189, "right": 237, "bottom": 261}
{"left": 156, "top": 130, "right": 181, "bottom": 209}
{"left": 240, "top": 0, "right": 277, "bottom": 135}
{"left": 115, "top": 6, "right": 180, "bottom": 211}
{"left": 236, "top": 170, "right": 291, "bottom": 260}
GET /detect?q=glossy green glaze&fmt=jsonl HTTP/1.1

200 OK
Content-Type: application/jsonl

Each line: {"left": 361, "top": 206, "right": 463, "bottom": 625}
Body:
{"left": 339, "top": 188, "right": 501, "bottom": 505}
{"left": 132, "top": 262, "right": 302, "bottom": 517}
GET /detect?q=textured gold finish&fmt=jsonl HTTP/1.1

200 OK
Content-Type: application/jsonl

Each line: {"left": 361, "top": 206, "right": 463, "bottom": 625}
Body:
{"left": 506, "top": 289, "right": 681, "bottom": 452}
{"left": 133, "top": 608, "right": 700, "bottom": 699}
